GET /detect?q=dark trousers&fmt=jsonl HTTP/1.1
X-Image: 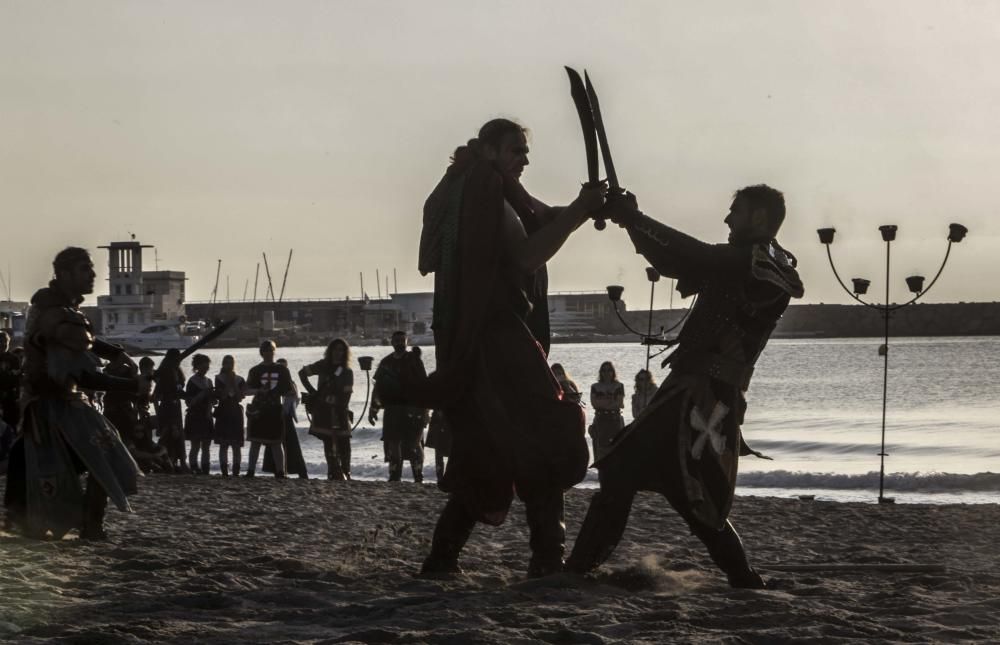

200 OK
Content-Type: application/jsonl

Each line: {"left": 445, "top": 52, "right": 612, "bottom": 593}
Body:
{"left": 422, "top": 487, "right": 566, "bottom": 577}
{"left": 188, "top": 439, "right": 211, "bottom": 473}
{"left": 218, "top": 444, "right": 242, "bottom": 476}
{"left": 384, "top": 437, "right": 423, "bottom": 482}
{"left": 321, "top": 436, "right": 351, "bottom": 480}
{"left": 247, "top": 441, "right": 285, "bottom": 477}
{"left": 565, "top": 431, "right": 763, "bottom": 588}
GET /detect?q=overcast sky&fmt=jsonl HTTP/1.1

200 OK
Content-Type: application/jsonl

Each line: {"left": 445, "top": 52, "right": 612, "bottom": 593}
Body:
{"left": 1, "top": 1, "right": 997, "bottom": 310}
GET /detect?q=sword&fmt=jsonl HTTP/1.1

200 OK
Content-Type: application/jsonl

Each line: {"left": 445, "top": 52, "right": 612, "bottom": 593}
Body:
{"left": 178, "top": 318, "right": 237, "bottom": 361}
{"left": 565, "top": 66, "right": 605, "bottom": 230}
{"left": 565, "top": 67, "right": 626, "bottom": 230}
{"left": 585, "top": 71, "right": 624, "bottom": 200}
{"left": 151, "top": 319, "right": 237, "bottom": 384}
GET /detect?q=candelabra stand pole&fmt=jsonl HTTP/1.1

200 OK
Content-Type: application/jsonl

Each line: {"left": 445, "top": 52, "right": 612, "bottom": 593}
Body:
{"left": 878, "top": 238, "right": 891, "bottom": 503}
{"left": 645, "top": 274, "right": 656, "bottom": 373}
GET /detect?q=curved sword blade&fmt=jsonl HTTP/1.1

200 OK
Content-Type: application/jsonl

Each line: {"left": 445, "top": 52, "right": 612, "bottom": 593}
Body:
{"left": 178, "top": 318, "right": 237, "bottom": 361}
{"left": 584, "top": 71, "right": 620, "bottom": 191}
{"left": 565, "top": 66, "right": 599, "bottom": 185}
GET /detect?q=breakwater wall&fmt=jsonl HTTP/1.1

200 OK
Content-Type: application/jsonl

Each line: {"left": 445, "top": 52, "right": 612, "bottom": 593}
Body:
{"left": 620, "top": 302, "right": 1000, "bottom": 338}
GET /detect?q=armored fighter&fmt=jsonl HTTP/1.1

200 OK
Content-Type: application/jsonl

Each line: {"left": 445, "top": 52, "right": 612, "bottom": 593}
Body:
{"left": 566, "top": 186, "right": 803, "bottom": 588}
{"left": 3, "top": 247, "right": 144, "bottom": 539}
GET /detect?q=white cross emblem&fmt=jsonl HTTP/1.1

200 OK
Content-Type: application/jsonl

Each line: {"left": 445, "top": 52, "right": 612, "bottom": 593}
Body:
{"left": 689, "top": 402, "right": 730, "bottom": 460}
{"left": 261, "top": 371, "right": 280, "bottom": 390}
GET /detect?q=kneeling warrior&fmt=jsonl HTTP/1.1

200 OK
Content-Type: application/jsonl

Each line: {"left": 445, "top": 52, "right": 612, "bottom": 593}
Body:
{"left": 566, "top": 185, "right": 803, "bottom": 588}
{"left": 3, "top": 247, "right": 144, "bottom": 539}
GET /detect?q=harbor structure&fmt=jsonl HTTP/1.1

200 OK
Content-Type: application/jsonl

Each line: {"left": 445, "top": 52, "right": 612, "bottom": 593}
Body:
{"left": 96, "top": 241, "right": 187, "bottom": 335}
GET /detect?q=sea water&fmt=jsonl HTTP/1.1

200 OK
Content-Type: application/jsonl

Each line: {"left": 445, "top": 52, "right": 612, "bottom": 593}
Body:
{"left": 184, "top": 337, "right": 999, "bottom": 505}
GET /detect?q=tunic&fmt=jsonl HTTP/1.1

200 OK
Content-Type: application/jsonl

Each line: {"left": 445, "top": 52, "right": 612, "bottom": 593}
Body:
{"left": 246, "top": 361, "right": 293, "bottom": 445}
{"left": 184, "top": 374, "right": 215, "bottom": 441}
{"left": 589, "top": 381, "right": 625, "bottom": 461}
{"left": 153, "top": 369, "right": 185, "bottom": 444}
{"left": 213, "top": 372, "right": 246, "bottom": 446}
{"left": 4, "top": 284, "right": 140, "bottom": 539}
{"left": 599, "top": 213, "right": 804, "bottom": 529}
{"left": 372, "top": 352, "right": 425, "bottom": 444}
{"left": 303, "top": 359, "right": 354, "bottom": 439}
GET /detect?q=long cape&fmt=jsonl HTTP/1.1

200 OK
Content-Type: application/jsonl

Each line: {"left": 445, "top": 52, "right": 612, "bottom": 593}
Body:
{"left": 408, "top": 154, "right": 536, "bottom": 407}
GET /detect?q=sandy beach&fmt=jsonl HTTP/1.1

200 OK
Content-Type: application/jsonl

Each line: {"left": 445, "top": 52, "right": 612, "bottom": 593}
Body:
{"left": 1, "top": 475, "right": 998, "bottom": 644}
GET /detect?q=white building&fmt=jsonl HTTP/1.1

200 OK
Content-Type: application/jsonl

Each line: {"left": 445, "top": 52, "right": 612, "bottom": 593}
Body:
{"left": 96, "top": 241, "right": 187, "bottom": 335}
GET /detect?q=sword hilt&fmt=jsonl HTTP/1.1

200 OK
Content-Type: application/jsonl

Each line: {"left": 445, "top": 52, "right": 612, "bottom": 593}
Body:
{"left": 592, "top": 186, "right": 626, "bottom": 230}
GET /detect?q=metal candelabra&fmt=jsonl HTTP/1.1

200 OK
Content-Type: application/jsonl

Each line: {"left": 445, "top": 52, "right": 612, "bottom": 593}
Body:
{"left": 816, "top": 223, "right": 968, "bottom": 504}
{"left": 606, "top": 267, "right": 692, "bottom": 372}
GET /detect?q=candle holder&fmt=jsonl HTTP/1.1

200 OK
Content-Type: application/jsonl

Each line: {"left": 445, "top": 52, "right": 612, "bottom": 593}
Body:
{"left": 606, "top": 269, "right": 693, "bottom": 371}
{"left": 817, "top": 223, "right": 967, "bottom": 503}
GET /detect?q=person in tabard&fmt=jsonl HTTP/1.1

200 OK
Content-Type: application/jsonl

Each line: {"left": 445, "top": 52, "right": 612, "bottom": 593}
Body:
{"left": 263, "top": 357, "right": 308, "bottom": 479}
{"left": 369, "top": 332, "right": 427, "bottom": 483}
{"left": 244, "top": 340, "right": 293, "bottom": 478}
{"left": 300, "top": 339, "right": 355, "bottom": 480}
{"left": 566, "top": 185, "right": 803, "bottom": 589}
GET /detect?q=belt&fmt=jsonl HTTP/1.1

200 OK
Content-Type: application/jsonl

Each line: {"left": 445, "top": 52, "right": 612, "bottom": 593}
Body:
{"left": 669, "top": 352, "right": 754, "bottom": 390}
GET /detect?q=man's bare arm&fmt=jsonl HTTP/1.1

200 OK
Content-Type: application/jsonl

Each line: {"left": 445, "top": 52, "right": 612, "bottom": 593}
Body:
{"left": 505, "top": 185, "right": 605, "bottom": 275}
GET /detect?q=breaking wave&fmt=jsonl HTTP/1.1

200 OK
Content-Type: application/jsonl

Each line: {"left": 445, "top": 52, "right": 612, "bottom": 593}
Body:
{"left": 737, "top": 470, "right": 1000, "bottom": 493}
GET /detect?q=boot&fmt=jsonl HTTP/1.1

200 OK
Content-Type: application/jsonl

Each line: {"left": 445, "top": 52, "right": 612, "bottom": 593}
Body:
{"left": 691, "top": 520, "right": 765, "bottom": 589}
{"left": 388, "top": 460, "right": 402, "bottom": 482}
{"left": 565, "top": 489, "right": 636, "bottom": 574}
{"left": 327, "top": 454, "right": 346, "bottom": 481}
{"left": 420, "top": 497, "right": 475, "bottom": 576}
{"left": 435, "top": 454, "right": 446, "bottom": 481}
{"left": 411, "top": 461, "right": 424, "bottom": 484}
{"left": 80, "top": 476, "right": 108, "bottom": 541}
{"left": 340, "top": 453, "right": 352, "bottom": 481}
{"left": 525, "top": 491, "right": 566, "bottom": 578}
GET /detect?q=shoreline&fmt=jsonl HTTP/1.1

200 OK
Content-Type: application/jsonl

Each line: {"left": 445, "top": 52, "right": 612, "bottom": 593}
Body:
{"left": 163, "top": 331, "right": 1000, "bottom": 350}
{"left": 1, "top": 475, "right": 998, "bottom": 643}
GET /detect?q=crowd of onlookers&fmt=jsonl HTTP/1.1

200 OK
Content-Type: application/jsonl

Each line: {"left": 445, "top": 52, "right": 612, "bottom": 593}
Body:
{"left": 1, "top": 328, "right": 658, "bottom": 481}
{"left": 551, "top": 361, "right": 658, "bottom": 460}
{"left": 0, "top": 329, "right": 452, "bottom": 483}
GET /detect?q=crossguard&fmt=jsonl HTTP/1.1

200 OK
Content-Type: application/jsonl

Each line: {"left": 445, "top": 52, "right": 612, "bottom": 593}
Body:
{"left": 592, "top": 186, "right": 627, "bottom": 230}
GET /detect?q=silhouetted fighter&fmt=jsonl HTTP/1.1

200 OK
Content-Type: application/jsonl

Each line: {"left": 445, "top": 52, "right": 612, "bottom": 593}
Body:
{"left": 3, "top": 247, "right": 143, "bottom": 539}
{"left": 409, "top": 118, "right": 605, "bottom": 577}
{"left": 566, "top": 186, "right": 803, "bottom": 588}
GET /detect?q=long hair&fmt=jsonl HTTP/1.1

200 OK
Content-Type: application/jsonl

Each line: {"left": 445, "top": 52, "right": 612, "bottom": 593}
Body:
{"left": 598, "top": 361, "right": 618, "bottom": 383}
{"left": 324, "top": 338, "right": 352, "bottom": 368}
{"left": 634, "top": 368, "right": 657, "bottom": 391}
